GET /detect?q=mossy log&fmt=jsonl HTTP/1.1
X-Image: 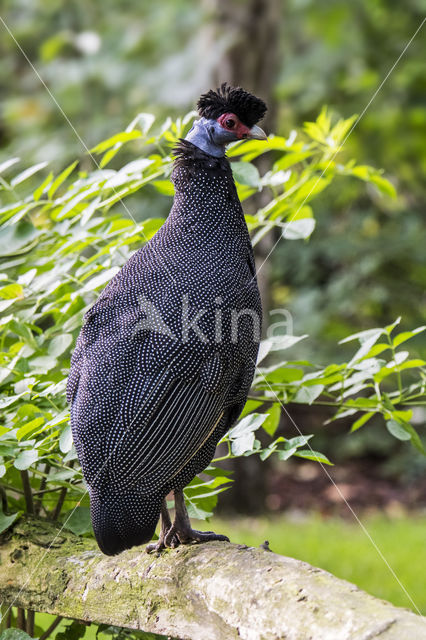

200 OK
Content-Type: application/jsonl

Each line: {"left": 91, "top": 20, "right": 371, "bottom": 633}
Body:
{"left": 0, "top": 518, "right": 425, "bottom": 640}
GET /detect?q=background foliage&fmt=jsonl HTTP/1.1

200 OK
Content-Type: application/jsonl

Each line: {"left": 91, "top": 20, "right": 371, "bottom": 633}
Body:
{"left": 0, "top": 0, "right": 425, "bottom": 636}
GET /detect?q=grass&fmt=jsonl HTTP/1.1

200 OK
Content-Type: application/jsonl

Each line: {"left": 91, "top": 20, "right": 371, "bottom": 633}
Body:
{"left": 199, "top": 513, "right": 426, "bottom": 615}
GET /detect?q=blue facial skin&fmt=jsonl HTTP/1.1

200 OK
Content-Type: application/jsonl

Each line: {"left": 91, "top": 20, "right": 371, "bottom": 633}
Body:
{"left": 185, "top": 117, "right": 238, "bottom": 158}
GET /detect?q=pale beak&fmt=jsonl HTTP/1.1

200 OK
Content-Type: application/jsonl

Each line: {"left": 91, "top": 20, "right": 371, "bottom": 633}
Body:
{"left": 247, "top": 124, "right": 267, "bottom": 140}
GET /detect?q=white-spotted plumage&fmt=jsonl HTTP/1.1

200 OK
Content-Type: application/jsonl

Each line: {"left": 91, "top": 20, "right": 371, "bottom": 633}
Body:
{"left": 68, "top": 137, "right": 262, "bottom": 555}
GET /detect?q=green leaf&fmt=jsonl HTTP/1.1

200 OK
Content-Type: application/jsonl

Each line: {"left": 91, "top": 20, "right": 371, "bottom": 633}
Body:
{"left": 0, "top": 629, "right": 33, "bottom": 640}
{"left": 185, "top": 498, "right": 214, "bottom": 521}
{"left": 186, "top": 476, "right": 232, "bottom": 494}
{"left": 390, "top": 409, "right": 413, "bottom": 423}
{"left": 56, "top": 184, "right": 98, "bottom": 220}
{"left": 352, "top": 358, "right": 383, "bottom": 374}
{"left": 286, "top": 435, "right": 313, "bottom": 448}
{"left": 402, "top": 423, "right": 425, "bottom": 454}
{"left": 82, "top": 266, "right": 120, "bottom": 291}
{"left": 152, "top": 180, "right": 175, "bottom": 195}
{"left": 350, "top": 412, "right": 374, "bottom": 432}
{"left": 0, "top": 157, "right": 20, "bottom": 175}
{"left": 99, "top": 147, "right": 121, "bottom": 168}
{"left": 330, "top": 114, "right": 357, "bottom": 144}
{"left": 59, "top": 424, "right": 73, "bottom": 453}
{"left": 262, "top": 404, "right": 281, "bottom": 436}
{"left": 396, "top": 359, "right": 426, "bottom": 370}
{"left": 293, "top": 384, "right": 324, "bottom": 404}
{"left": 347, "top": 330, "right": 385, "bottom": 364}
{"left": 370, "top": 174, "right": 397, "bottom": 198}
{"left": 229, "top": 413, "right": 267, "bottom": 455}
{"left": 227, "top": 136, "right": 287, "bottom": 160}
{"left": 0, "top": 283, "right": 24, "bottom": 299}
{"left": 385, "top": 317, "right": 401, "bottom": 334}
{"left": 386, "top": 420, "right": 411, "bottom": 441}
{"left": 277, "top": 446, "right": 298, "bottom": 461}
{"left": 376, "top": 359, "right": 426, "bottom": 382}
{"left": 274, "top": 150, "right": 313, "bottom": 171}
{"left": 11, "top": 162, "right": 48, "bottom": 187}
{"left": 29, "top": 355, "right": 58, "bottom": 373}
{"left": 203, "top": 465, "right": 233, "bottom": 479}
{"left": 48, "top": 160, "right": 78, "bottom": 198}
{"left": 0, "top": 221, "right": 41, "bottom": 257}
{"left": 268, "top": 334, "right": 308, "bottom": 351}
{"left": 231, "top": 161, "right": 261, "bottom": 187}
{"left": 229, "top": 413, "right": 268, "bottom": 439}
{"left": 294, "top": 450, "right": 333, "bottom": 465}
{"left": 90, "top": 131, "right": 142, "bottom": 154}
{"left": 345, "top": 397, "right": 379, "bottom": 409}
{"left": 259, "top": 436, "right": 286, "bottom": 460}
{"left": 54, "top": 621, "right": 87, "bottom": 640}
{"left": 239, "top": 399, "right": 263, "bottom": 419}
{"left": 363, "top": 343, "right": 390, "bottom": 358}
{"left": 317, "top": 106, "right": 331, "bottom": 134}
{"left": 33, "top": 171, "right": 53, "bottom": 200}
{"left": 63, "top": 506, "right": 92, "bottom": 535}
{"left": 48, "top": 333, "right": 73, "bottom": 357}
{"left": 282, "top": 218, "right": 316, "bottom": 240}
{"left": 261, "top": 366, "right": 304, "bottom": 383}
{"left": 256, "top": 340, "right": 274, "bottom": 364}
{"left": 14, "top": 448, "right": 38, "bottom": 470}
{"left": 393, "top": 326, "right": 426, "bottom": 347}
{"left": 293, "top": 177, "right": 331, "bottom": 204}
{"left": 0, "top": 508, "right": 20, "bottom": 534}
{"left": 340, "top": 327, "right": 384, "bottom": 344}
{"left": 304, "top": 121, "right": 326, "bottom": 143}
{"left": 127, "top": 112, "right": 156, "bottom": 135}
{"left": 16, "top": 417, "right": 45, "bottom": 441}
{"left": 120, "top": 158, "right": 155, "bottom": 174}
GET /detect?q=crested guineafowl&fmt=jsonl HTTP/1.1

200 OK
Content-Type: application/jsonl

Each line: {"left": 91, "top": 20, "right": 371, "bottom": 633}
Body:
{"left": 67, "top": 83, "right": 267, "bottom": 555}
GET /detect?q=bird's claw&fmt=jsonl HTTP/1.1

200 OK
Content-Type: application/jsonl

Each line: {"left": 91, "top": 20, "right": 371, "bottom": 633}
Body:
{"left": 146, "top": 492, "right": 229, "bottom": 553}
{"left": 145, "top": 540, "right": 164, "bottom": 554}
{"left": 145, "top": 527, "right": 180, "bottom": 553}
{"left": 168, "top": 525, "right": 229, "bottom": 545}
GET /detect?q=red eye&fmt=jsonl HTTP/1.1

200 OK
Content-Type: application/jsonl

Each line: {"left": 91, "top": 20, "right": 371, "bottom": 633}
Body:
{"left": 225, "top": 118, "right": 235, "bottom": 129}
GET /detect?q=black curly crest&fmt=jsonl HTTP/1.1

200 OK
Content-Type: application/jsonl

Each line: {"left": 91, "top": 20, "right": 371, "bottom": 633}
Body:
{"left": 197, "top": 83, "right": 267, "bottom": 128}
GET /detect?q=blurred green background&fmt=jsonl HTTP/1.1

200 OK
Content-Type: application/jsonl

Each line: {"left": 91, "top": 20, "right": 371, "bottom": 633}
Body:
{"left": 1, "top": 0, "right": 425, "bottom": 630}
{"left": 2, "top": 0, "right": 425, "bottom": 355}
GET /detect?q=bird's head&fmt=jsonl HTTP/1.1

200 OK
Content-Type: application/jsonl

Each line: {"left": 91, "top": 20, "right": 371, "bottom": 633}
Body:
{"left": 185, "top": 83, "right": 267, "bottom": 158}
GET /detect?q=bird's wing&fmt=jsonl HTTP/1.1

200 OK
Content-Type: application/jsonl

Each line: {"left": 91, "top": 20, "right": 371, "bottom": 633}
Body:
{"left": 107, "top": 371, "right": 226, "bottom": 490}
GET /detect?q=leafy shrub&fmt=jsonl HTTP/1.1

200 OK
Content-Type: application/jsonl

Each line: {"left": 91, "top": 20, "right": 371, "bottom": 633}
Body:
{"left": 0, "top": 109, "right": 424, "bottom": 533}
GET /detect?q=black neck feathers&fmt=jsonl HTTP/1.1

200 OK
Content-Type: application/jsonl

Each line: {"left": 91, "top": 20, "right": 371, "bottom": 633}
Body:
{"left": 172, "top": 139, "right": 232, "bottom": 180}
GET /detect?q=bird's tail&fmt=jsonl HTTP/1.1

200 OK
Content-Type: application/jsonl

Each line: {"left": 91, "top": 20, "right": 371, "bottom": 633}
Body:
{"left": 89, "top": 487, "right": 162, "bottom": 555}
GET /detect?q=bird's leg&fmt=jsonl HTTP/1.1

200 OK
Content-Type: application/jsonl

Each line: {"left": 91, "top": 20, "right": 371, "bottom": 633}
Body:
{"left": 164, "top": 489, "right": 229, "bottom": 546}
{"left": 145, "top": 498, "right": 179, "bottom": 553}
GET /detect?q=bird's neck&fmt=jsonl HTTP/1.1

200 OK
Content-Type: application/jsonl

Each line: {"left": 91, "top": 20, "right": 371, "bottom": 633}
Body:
{"left": 184, "top": 118, "right": 226, "bottom": 158}
{"left": 169, "top": 140, "right": 247, "bottom": 236}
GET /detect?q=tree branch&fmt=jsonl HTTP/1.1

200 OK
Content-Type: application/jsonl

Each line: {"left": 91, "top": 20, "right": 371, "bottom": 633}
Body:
{"left": 35, "top": 463, "right": 50, "bottom": 516}
{"left": 39, "top": 615, "right": 63, "bottom": 640}
{"left": 49, "top": 488, "right": 67, "bottom": 521}
{"left": 20, "top": 471, "right": 34, "bottom": 515}
{"left": 16, "top": 607, "right": 26, "bottom": 631}
{"left": 25, "top": 609, "right": 34, "bottom": 636}
{"left": 0, "top": 518, "right": 424, "bottom": 640}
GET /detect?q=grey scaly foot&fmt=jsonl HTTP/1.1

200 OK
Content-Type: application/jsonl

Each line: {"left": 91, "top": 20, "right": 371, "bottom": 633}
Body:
{"left": 164, "top": 489, "right": 229, "bottom": 546}
{"left": 146, "top": 499, "right": 179, "bottom": 553}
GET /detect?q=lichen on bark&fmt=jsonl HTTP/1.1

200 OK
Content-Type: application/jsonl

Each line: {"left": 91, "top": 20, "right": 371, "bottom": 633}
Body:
{"left": 1, "top": 518, "right": 425, "bottom": 640}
